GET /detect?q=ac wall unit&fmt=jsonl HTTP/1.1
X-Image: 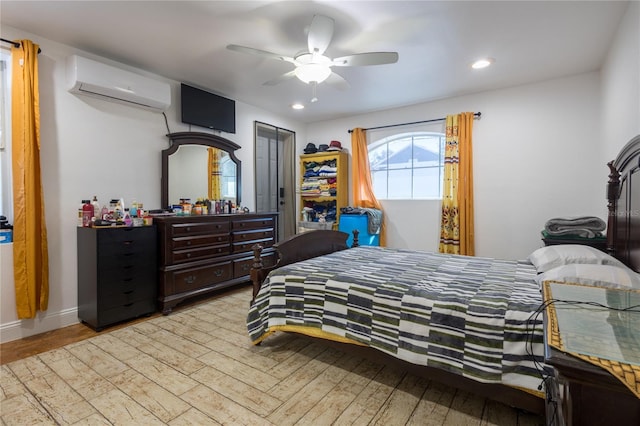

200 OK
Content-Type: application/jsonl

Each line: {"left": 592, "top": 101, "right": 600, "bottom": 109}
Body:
{"left": 67, "top": 55, "right": 171, "bottom": 112}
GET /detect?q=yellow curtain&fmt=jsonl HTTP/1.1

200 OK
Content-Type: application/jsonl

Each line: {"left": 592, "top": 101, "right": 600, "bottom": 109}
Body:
{"left": 439, "top": 112, "right": 475, "bottom": 255}
{"left": 208, "top": 147, "right": 221, "bottom": 200}
{"left": 351, "top": 128, "right": 386, "bottom": 246}
{"left": 12, "top": 40, "right": 49, "bottom": 318}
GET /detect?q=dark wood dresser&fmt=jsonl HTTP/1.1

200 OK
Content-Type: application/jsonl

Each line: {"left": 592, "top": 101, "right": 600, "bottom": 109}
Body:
{"left": 154, "top": 213, "right": 278, "bottom": 314}
{"left": 77, "top": 226, "right": 157, "bottom": 331}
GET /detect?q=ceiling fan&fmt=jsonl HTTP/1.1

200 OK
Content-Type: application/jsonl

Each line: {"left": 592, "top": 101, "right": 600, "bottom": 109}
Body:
{"left": 227, "top": 14, "right": 398, "bottom": 101}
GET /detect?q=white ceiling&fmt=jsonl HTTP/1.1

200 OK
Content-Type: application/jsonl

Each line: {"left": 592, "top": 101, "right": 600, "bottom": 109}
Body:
{"left": 0, "top": 1, "right": 629, "bottom": 123}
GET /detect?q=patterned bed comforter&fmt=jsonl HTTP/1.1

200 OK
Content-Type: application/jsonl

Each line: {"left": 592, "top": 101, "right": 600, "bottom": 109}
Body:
{"left": 247, "top": 246, "right": 547, "bottom": 394}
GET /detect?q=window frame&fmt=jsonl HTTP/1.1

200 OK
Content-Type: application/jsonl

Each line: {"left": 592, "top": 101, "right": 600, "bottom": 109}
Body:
{"left": 368, "top": 131, "right": 446, "bottom": 200}
{"left": 0, "top": 48, "right": 12, "bottom": 223}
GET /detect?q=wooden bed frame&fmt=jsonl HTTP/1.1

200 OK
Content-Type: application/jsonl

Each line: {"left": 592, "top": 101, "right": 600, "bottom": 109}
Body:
{"left": 249, "top": 134, "right": 640, "bottom": 417}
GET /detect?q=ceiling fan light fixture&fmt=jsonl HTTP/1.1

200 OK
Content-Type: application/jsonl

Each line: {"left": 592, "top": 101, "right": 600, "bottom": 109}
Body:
{"left": 295, "top": 63, "right": 332, "bottom": 84}
{"left": 291, "top": 103, "right": 305, "bottom": 110}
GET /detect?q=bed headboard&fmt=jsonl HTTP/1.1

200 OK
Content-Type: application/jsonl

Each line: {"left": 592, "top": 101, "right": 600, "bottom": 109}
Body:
{"left": 606, "top": 134, "right": 640, "bottom": 272}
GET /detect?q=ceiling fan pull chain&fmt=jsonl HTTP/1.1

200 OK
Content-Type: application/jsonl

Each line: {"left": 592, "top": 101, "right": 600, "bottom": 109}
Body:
{"left": 311, "top": 82, "right": 318, "bottom": 103}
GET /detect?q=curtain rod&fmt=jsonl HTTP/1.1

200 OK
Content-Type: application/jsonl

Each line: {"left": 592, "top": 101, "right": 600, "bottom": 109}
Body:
{"left": 347, "top": 111, "right": 481, "bottom": 133}
{"left": 1, "top": 38, "right": 42, "bottom": 54}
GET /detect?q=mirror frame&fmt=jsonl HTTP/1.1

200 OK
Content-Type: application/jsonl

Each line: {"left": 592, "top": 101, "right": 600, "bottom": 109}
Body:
{"left": 162, "top": 132, "right": 242, "bottom": 208}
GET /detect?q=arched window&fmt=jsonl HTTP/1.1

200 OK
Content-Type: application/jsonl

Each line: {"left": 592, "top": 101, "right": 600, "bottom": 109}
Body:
{"left": 368, "top": 132, "right": 445, "bottom": 199}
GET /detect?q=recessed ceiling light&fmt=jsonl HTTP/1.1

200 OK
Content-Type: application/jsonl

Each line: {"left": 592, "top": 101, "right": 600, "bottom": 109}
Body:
{"left": 471, "top": 58, "right": 495, "bottom": 69}
{"left": 291, "top": 103, "right": 305, "bottom": 110}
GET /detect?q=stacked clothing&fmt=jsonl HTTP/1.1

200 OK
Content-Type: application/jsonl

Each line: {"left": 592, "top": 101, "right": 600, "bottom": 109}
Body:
{"left": 544, "top": 216, "right": 606, "bottom": 238}
{"left": 301, "top": 160, "right": 338, "bottom": 197}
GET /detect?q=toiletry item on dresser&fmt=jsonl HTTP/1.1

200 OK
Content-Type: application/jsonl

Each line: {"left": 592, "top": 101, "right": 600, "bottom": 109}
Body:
{"left": 123, "top": 209, "right": 133, "bottom": 226}
{"left": 81, "top": 200, "right": 93, "bottom": 227}
{"left": 91, "top": 196, "right": 100, "bottom": 219}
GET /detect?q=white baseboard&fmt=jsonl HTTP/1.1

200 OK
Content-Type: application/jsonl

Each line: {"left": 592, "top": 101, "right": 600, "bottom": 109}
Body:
{"left": 0, "top": 308, "right": 79, "bottom": 344}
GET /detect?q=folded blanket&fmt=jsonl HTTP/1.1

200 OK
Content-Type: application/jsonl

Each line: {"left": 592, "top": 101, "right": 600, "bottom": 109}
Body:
{"left": 544, "top": 216, "right": 606, "bottom": 238}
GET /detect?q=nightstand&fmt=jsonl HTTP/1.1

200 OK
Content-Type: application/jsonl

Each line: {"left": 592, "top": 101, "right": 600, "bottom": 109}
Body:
{"left": 542, "top": 282, "right": 640, "bottom": 426}
{"left": 540, "top": 231, "right": 607, "bottom": 252}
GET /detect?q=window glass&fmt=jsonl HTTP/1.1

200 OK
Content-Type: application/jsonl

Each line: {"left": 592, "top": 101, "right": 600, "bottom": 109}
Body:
{"left": 0, "top": 49, "right": 11, "bottom": 222}
{"left": 368, "top": 132, "right": 445, "bottom": 200}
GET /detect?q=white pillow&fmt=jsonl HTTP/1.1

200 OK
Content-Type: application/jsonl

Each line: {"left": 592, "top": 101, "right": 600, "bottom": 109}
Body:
{"left": 528, "top": 244, "right": 625, "bottom": 273}
{"left": 535, "top": 264, "right": 640, "bottom": 290}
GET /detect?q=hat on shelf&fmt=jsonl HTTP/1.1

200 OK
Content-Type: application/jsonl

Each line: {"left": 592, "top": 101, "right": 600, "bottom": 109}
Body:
{"left": 318, "top": 144, "right": 329, "bottom": 152}
{"left": 326, "top": 140, "right": 343, "bottom": 151}
{"left": 304, "top": 143, "right": 318, "bottom": 154}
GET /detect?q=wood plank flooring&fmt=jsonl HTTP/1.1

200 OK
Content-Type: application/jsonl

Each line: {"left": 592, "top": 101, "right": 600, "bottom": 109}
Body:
{"left": 1, "top": 285, "right": 545, "bottom": 425}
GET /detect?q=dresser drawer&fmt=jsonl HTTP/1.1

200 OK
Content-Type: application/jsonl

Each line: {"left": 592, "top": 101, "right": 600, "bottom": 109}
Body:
{"left": 99, "top": 280, "right": 156, "bottom": 308}
{"left": 98, "top": 299, "right": 156, "bottom": 327}
{"left": 172, "top": 262, "right": 233, "bottom": 293}
{"left": 171, "top": 243, "right": 231, "bottom": 264}
{"left": 232, "top": 229, "right": 274, "bottom": 242}
{"left": 171, "top": 221, "right": 229, "bottom": 237}
{"left": 98, "top": 232, "right": 156, "bottom": 255}
{"left": 231, "top": 217, "right": 274, "bottom": 231}
{"left": 232, "top": 238, "right": 274, "bottom": 254}
{"left": 172, "top": 233, "right": 229, "bottom": 250}
{"left": 99, "top": 250, "right": 156, "bottom": 270}
{"left": 99, "top": 266, "right": 156, "bottom": 286}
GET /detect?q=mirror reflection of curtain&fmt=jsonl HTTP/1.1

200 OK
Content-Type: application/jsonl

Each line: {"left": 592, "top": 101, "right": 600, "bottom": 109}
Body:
{"left": 208, "top": 147, "right": 221, "bottom": 200}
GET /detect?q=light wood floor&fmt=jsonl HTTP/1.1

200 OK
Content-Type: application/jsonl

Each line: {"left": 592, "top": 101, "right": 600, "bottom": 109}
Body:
{"left": 1, "top": 286, "right": 545, "bottom": 425}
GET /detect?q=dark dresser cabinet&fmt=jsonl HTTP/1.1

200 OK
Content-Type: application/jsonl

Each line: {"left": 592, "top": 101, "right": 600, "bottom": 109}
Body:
{"left": 155, "top": 213, "right": 278, "bottom": 314}
{"left": 77, "top": 226, "right": 157, "bottom": 330}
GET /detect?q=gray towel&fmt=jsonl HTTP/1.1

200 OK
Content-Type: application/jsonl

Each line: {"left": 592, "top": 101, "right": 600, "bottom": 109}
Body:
{"left": 544, "top": 216, "right": 606, "bottom": 238}
{"left": 361, "top": 208, "right": 382, "bottom": 235}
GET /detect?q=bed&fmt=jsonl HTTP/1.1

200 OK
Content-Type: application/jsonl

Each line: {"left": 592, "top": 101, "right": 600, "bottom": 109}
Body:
{"left": 248, "top": 134, "right": 640, "bottom": 416}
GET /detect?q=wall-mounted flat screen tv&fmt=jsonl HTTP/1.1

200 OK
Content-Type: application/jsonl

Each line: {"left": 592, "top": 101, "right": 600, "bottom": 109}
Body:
{"left": 181, "top": 83, "right": 236, "bottom": 134}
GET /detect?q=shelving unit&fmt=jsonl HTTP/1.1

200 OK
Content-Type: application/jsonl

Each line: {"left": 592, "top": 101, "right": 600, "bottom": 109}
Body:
{"left": 299, "top": 151, "right": 348, "bottom": 232}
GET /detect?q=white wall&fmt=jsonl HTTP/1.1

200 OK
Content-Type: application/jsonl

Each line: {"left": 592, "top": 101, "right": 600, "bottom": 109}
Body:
{"left": 0, "top": 25, "right": 306, "bottom": 343}
{"left": 308, "top": 72, "right": 604, "bottom": 260}
{"left": 601, "top": 1, "right": 640, "bottom": 160}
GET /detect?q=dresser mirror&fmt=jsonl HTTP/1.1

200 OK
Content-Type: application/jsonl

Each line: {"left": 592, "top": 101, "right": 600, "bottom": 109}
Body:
{"left": 162, "top": 132, "right": 242, "bottom": 208}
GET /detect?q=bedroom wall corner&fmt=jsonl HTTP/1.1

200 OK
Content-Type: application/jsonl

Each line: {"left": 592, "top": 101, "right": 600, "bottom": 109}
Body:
{"left": 600, "top": 0, "right": 640, "bottom": 160}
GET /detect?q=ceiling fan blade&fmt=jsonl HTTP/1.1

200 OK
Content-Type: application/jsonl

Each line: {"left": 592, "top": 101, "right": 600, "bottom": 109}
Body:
{"left": 333, "top": 52, "right": 399, "bottom": 67}
{"left": 307, "top": 15, "right": 334, "bottom": 54}
{"left": 226, "top": 44, "right": 296, "bottom": 64}
{"left": 325, "top": 72, "right": 350, "bottom": 91}
{"left": 263, "top": 70, "right": 297, "bottom": 86}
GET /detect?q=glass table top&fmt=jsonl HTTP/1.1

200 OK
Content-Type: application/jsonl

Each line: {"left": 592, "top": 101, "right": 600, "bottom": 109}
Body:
{"left": 546, "top": 282, "right": 640, "bottom": 366}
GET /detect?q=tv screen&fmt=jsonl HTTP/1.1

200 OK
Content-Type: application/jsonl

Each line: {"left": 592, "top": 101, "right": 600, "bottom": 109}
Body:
{"left": 181, "top": 83, "right": 236, "bottom": 134}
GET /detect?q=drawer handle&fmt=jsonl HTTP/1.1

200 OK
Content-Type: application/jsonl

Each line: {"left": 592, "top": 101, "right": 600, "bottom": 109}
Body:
{"left": 240, "top": 264, "right": 250, "bottom": 272}
{"left": 217, "top": 248, "right": 222, "bottom": 253}
{"left": 186, "top": 253, "right": 191, "bottom": 258}
{"left": 217, "top": 237, "right": 222, "bottom": 241}
{"left": 214, "top": 269, "right": 224, "bottom": 277}
{"left": 123, "top": 240, "right": 133, "bottom": 246}
{"left": 186, "top": 227, "right": 191, "bottom": 232}
{"left": 186, "top": 241, "right": 192, "bottom": 246}
{"left": 123, "top": 303, "right": 133, "bottom": 308}
{"left": 124, "top": 290, "right": 134, "bottom": 295}
{"left": 184, "top": 275, "right": 196, "bottom": 284}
